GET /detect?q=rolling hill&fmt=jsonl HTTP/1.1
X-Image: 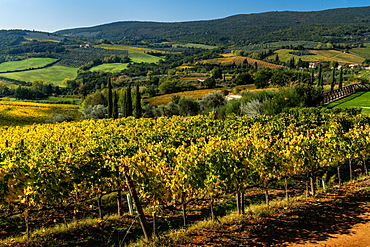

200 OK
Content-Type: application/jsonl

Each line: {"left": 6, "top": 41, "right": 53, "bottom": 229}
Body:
{"left": 56, "top": 6, "right": 370, "bottom": 45}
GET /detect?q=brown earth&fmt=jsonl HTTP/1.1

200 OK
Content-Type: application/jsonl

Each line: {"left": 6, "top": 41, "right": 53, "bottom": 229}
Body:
{"left": 174, "top": 177, "right": 370, "bottom": 247}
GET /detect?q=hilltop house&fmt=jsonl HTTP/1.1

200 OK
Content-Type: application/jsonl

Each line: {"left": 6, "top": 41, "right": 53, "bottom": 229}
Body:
{"left": 79, "top": 44, "right": 91, "bottom": 48}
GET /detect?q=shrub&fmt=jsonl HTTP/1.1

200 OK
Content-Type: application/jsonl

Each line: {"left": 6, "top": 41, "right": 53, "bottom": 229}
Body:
{"left": 82, "top": 104, "right": 107, "bottom": 119}
{"left": 46, "top": 113, "right": 75, "bottom": 123}
{"left": 240, "top": 99, "right": 264, "bottom": 117}
{"left": 200, "top": 91, "right": 227, "bottom": 111}
{"left": 178, "top": 96, "right": 200, "bottom": 116}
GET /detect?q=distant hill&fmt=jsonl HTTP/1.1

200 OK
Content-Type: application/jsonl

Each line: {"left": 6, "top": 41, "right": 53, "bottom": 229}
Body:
{"left": 56, "top": 6, "right": 370, "bottom": 45}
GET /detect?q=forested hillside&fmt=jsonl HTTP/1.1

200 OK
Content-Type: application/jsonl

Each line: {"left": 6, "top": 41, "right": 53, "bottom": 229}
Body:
{"left": 56, "top": 6, "right": 370, "bottom": 45}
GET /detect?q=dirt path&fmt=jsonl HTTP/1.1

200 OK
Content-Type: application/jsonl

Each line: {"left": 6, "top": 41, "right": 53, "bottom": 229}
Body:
{"left": 288, "top": 209, "right": 370, "bottom": 247}
{"left": 176, "top": 177, "right": 370, "bottom": 246}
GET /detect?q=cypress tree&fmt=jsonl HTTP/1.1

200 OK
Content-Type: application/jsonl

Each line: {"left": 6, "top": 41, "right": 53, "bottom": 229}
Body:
{"left": 310, "top": 69, "right": 315, "bottom": 85}
{"left": 125, "top": 83, "right": 133, "bottom": 117}
{"left": 330, "top": 67, "right": 336, "bottom": 92}
{"left": 134, "top": 84, "right": 142, "bottom": 118}
{"left": 338, "top": 66, "right": 343, "bottom": 89}
{"left": 107, "top": 78, "right": 113, "bottom": 118}
{"left": 112, "top": 91, "right": 119, "bottom": 119}
{"left": 317, "top": 64, "right": 323, "bottom": 88}
{"left": 121, "top": 91, "right": 127, "bottom": 117}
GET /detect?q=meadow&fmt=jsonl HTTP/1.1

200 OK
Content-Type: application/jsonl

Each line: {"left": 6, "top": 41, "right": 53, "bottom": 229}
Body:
{"left": 90, "top": 63, "right": 129, "bottom": 72}
{"left": 0, "top": 58, "right": 57, "bottom": 72}
{"left": 1, "top": 65, "right": 78, "bottom": 87}
{"left": 129, "top": 51, "right": 162, "bottom": 63}
{"left": 326, "top": 91, "right": 370, "bottom": 115}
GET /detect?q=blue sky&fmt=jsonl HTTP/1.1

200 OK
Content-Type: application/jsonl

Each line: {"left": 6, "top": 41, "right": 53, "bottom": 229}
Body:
{"left": 0, "top": 0, "right": 369, "bottom": 32}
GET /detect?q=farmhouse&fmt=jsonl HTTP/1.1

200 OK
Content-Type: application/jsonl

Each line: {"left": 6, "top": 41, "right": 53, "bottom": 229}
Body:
{"left": 79, "top": 44, "right": 91, "bottom": 48}
{"left": 197, "top": 77, "right": 210, "bottom": 82}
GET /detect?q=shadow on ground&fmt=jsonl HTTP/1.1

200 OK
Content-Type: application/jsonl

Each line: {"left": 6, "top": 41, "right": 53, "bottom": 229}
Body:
{"left": 177, "top": 178, "right": 370, "bottom": 247}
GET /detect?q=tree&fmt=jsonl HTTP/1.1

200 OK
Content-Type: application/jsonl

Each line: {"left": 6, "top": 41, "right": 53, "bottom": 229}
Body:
{"left": 14, "top": 86, "right": 33, "bottom": 100}
{"left": 125, "top": 84, "right": 133, "bottom": 117}
{"left": 330, "top": 67, "right": 336, "bottom": 92}
{"left": 338, "top": 66, "right": 344, "bottom": 89}
{"left": 112, "top": 91, "right": 119, "bottom": 119}
{"left": 233, "top": 72, "right": 254, "bottom": 85}
{"left": 317, "top": 64, "right": 323, "bottom": 88}
{"left": 178, "top": 97, "right": 200, "bottom": 116}
{"left": 254, "top": 68, "right": 273, "bottom": 89}
{"left": 134, "top": 84, "right": 142, "bottom": 118}
{"left": 158, "top": 79, "right": 178, "bottom": 94}
{"left": 202, "top": 77, "right": 216, "bottom": 89}
{"left": 211, "top": 68, "right": 223, "bottom": 79}
{"left": 200, "top": 92, "right": 227, "bottom": 111}
{"left": 107, "top": 78, "right": 113, "bottom": 118}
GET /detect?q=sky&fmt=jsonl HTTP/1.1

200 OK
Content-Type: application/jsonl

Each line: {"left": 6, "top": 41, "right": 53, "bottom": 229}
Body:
{"left": 0, "top": 0, "right": 369, "bottom": 33}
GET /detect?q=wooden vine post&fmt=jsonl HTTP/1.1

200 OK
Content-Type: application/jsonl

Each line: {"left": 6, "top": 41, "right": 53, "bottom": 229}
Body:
{"left": 123, "top": 166, "right": 151, "bottom": 241}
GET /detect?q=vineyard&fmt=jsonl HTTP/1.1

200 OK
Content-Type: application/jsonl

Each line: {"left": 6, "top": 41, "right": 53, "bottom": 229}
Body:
{"left": 198, "top": 56, "right": 283, "bottom": 69}
{"left": 0, "top": 108, "right": 369, "bottom": 246}
{"left": 0, "top": 101, "right": 80, "bottom": 126}
{"left": 56, "top": 48, "right": 129, "bottom": 68}
{"left": 271, "top": 49, "right": 366, "bottom": 64}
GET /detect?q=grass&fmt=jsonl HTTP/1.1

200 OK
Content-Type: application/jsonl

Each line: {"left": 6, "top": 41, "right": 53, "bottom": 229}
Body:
{"left": 1, "top": 214, "right": 141, "bottom": 247}
{"left": 325, "top": 91, "right": 370, "bottom": 115}
{"left": 0, "top": 58, "right": 57, "bottom": 72}
{"left": 47, "top": 96, "right": 80, "bottom": 102}
{"left": 129, "top": 198, "right": 295, "bottom": 247}
{"left": 129, "top": 51, "right": 162, "bottom": 63}
{"left": 90, "top": 63, "right": 129, "bottom": 72}
{"left": 1, "top": 65, "right": 78, "bottom": 87}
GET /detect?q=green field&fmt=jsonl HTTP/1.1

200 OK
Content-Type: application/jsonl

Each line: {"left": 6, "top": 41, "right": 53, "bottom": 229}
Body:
{"left": 129, "top": 51, "right": 162, "bottom": 63}
{"left": 90, "top": 63, "right": 129, "bottom": 72}
{"left": 1, "top": 65, "right": 78, "bottom": 87}
{"left": 327, "top": 91, "right": 370, "bottom": 115}
{"left": 0, "top": 58, "right": 57, "bottom": 72}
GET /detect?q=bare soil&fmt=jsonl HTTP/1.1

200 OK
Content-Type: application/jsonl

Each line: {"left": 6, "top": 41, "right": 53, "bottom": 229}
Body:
{"left": 175, "top": 177, "right": 370, "bottom": 247}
